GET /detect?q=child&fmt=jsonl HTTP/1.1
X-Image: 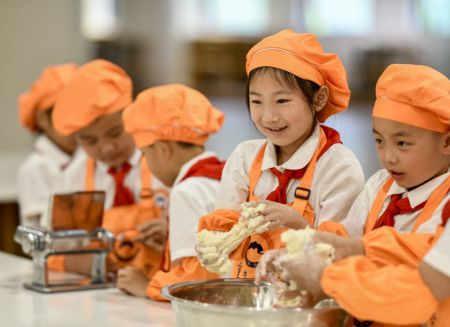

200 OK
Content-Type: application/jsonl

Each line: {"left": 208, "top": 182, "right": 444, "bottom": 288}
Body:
{"left": 18, "top": 63, "right": 79, "bottom": 227}
{"left": 116, "top": 84, "right": 224, "bottom": 301}
{"left": 257, "top": 64, "right": 450, "bottom": 326}
{"left": 50, "top": 59, "right": 169, "bottom": 277}
{"left": 197, "top": 29, "right": 365, "bottom": 279}
{"left": 318, "top": 64, "right": 450, "bottom": 237}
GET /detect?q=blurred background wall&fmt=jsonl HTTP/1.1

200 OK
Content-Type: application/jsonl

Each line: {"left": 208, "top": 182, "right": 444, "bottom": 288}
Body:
{"left": 1, "top": 0, "right": 449, "bottom": 181}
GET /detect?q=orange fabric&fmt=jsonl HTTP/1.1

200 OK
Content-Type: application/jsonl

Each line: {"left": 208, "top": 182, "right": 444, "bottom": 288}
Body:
{"left": 322, "top": 256, "right": 438, "bottom": 326}
{"left": 198, "top": 209, "right": 241, "bottom": 233}
{"left": 372, "top": 64, "right": 450, "bottom": 133}
{"left": 362, "top": 227, "right": 435, "bottom": 267}
{"left": 47, "top": 254, "right": 66, "bottom": 272}
{"left": 317, "top": 221, "right": 349, "bottom": 236}
{"left": 246, "top": 30, "right": 350, "bottom": 122}
{"left": 19, "top": 63, "right": 77, "bottom": 131}
{"left": 146, "top": 257, "right": 219, "bottom": 301}
{"left": 107, "top": 162, "right": 135, "bottom": 206}
{"left": 123, "top": 84, "right": 224, "bottom": 147}
{"left": 373, "top": 194, "right": 426, "bottom": 229}
{"left": 322, "top": 221, "right": 449, "bottom": 326}
{"left": 53, "top": 59, "right": 132, "bottom": 135}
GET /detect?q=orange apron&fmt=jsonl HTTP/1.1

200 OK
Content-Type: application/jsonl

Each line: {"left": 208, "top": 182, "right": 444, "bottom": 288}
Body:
{"left": 85, "top": 157, "right": 169, "bottom": 278}
{"left": 231, "top": 127, "right": 332, "bottom": 278}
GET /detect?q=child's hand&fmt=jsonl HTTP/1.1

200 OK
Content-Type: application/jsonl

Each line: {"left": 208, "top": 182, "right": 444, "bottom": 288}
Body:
{"left": 258, "top": 200, "right": 309, "bottom": 230}
{"left": 313, "top": 232, "right": 364, "bottom": 261}
{"left": 117, "top": 266, "right": 149, "bottom": 298}
{"left": 255, "top": 248, "right": 286, "bottom": 287}
{"left": 132, "top": 218, "right": 168, "bottom": 253}
{"left": 277, "top": 252, "right": 328, "bottom": 305}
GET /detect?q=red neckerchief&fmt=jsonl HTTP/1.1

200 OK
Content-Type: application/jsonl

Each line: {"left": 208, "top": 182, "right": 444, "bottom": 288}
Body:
{"left": 266, "top": 125, "right": 342, "bottom": 204}
{"left": 179, "top": 156, "right": 225, "bottom": 182}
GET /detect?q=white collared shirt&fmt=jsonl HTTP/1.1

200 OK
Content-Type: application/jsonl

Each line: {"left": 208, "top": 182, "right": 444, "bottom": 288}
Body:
{"left": 169, "top": 151, "right": 221, "bottom": 262}
{"left": 52, "top": 148, "right": 168, "bottom": 212}
{"left": 342, "top": 169, "right": 450, "bottom": 238}
{"left": 215, "top": 125, "right": 365, "bottom": 227}
{"left": 423, "top": 222, "right": 450, "bottom": 277}
{"left": 17, "top": 135, "right": 80, "bottom": 226}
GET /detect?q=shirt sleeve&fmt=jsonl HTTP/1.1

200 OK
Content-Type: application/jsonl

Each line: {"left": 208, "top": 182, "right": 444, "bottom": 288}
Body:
{"left": 340, "top": 169, "right": 389, "bottom": 238}
{"left": 321, "top": 255, "right": 438, "bottom": 325}
{"left": 362, "top": 226, "right": 435, "bottom": 267}
{"left": 312, "top": 144, "right": 365, "bottom": 227}
{"left": 169, "top": 178, "right": 218, "bottom": 262}
{"left": 17, "top": 154, "right": 52, "bottom": 225}
{"left": 423, "top": 223, "right": 450, "bottom": 277}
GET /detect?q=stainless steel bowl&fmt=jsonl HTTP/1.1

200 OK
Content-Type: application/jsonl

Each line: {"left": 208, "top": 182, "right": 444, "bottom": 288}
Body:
{"left": 162, "top": 279, "right": 347, "bottom": 327}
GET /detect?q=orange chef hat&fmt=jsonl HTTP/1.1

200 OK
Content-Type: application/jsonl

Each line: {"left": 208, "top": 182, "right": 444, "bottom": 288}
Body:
{"left": 123, "top": 84, "right": 224, "bottom": 147}
{"left": 53, "top": 59, "right": 132, "bottom": 135}
{"left": 246, "top": 29, "right": 350, "bottom": 122}
{"left": 19, "top": 63, "right": 77, "bottom": 131}
{"left": 372, "top": 64, "right": 450, "bottom": 133}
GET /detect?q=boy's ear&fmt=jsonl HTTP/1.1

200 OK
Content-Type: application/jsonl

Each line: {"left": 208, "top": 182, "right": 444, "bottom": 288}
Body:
{"left": 158, "top": 140, "right": 173, "bottom": 160}
{"left": 442, "top": 131, "right": 450, "bottom": 155}
{"left": 35, "top": 110, "right": 52, "bottom": 132}
{"left": 313, "top": 86, "right": 329, "bottom": 113}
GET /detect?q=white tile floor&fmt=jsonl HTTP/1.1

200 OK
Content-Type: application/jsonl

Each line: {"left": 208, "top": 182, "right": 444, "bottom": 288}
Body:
{"left": 206, "top": 97, "right": 381, "bottom": 180}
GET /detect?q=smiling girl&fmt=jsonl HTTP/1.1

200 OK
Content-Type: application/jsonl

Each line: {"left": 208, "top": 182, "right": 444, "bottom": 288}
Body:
{"left": 198, "top": 30, "right": 365, "bottom": 278}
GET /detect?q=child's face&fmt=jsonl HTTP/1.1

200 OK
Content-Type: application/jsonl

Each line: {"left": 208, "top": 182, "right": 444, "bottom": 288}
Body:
{"left": 249, "top": 71, "right": 315, "bottom": 153}
{"left": 373, "top": 117, "right": 450, "bottom": 189}
{"left": 76, "top": 111, "right": 135, "bottom": 168}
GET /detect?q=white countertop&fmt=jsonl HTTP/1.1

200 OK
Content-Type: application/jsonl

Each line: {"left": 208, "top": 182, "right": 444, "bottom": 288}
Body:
{"left": 0, "top": 252, "right": 176, "bottom": 326}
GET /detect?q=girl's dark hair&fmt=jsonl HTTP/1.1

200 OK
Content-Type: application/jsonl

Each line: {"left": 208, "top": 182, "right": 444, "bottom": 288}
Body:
{"left": 246, "top": 67, "right": 320, "bottom": 110}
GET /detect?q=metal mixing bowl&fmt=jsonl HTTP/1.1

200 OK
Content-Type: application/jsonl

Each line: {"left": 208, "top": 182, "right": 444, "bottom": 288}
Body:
{"left": 162, "top": 279, "right": 347, "bottom": 327}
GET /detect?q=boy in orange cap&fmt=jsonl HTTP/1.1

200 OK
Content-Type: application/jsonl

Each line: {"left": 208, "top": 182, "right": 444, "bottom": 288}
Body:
{"left": 50, "top": 59, "right": 169, "bottom": 277}
{"left": 116, "top": 84, "right": 224, "bottom": 301}
{"left": 197, "top": 29, "right": 365, "bottom": 279}
{"left": 257, "top": 64, "right": 450, "bottom": 326}
{"left": 18, "top": 63, "right": 79, "bottom": 227}
{"left": 317, "top": 64, "right": 450, "bottom": 237}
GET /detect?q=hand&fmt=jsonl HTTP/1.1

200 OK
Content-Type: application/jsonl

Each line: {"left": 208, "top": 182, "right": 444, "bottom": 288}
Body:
{"left": 132, "top": 218, "right": 168, "bottom": 253}
{"left": 117, "top": 266, "right": 149, "bottom": 298}
{"left": 277, "top": 252, "right": 327, "bottom": 305}
{"left": 257, "top": 200, "right": 309, "bottom": 230}
{"left": 313, "top": 231, "right": 364, "bottom": 261}
{"left": 255, "top": 248, "right": 286, "bottom": 287}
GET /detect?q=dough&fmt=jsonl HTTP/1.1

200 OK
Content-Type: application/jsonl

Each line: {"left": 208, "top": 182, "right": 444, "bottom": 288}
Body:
{"left": 196, "top": 202, "right": 269, "bottom": 275}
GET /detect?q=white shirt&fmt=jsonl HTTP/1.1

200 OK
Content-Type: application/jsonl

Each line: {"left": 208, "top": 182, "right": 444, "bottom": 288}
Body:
{"left": 423, "top": 222, "right": 450, "bottom": 277}
{"left": 17, "top": 135, "right": 80, "bottom": 226}
{"left": 53, "top": 148, "right": 168, "bottom": 212}
{"left": 169, "top": 151, "right": 221, "bottom": 262}
{"left": 215, "top": 125, "right": 365, "bottom": 227}
{"left": 342, "top": 169, "right": 450, "bottom": 238}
